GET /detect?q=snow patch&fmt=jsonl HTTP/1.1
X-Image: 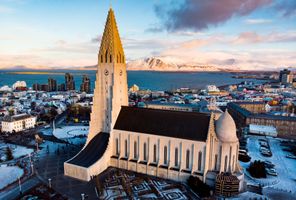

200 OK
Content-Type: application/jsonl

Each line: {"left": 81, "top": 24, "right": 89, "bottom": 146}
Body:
{"left": 0, "top": 164, "right": 24, "bottom": 190}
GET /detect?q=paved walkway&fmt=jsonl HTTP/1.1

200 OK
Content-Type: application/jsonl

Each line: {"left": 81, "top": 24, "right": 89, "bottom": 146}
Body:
{"left": 0, "top": 176, "right": 40, "bottom": 200}
{"left": 35, "top": 141, "right": 98, "bottom": 200}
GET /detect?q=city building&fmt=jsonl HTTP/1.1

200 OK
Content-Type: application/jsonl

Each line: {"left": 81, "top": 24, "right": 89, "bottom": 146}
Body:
{"left": 227, "top": 102, "right": 296, "bottom": 138}
{"left": 1, "top": 113, "right": 36, "bottom": 133}
{"left": 64, "top": 8, "right": 244, "bottom": 192}
{"left": 80, "top": 75, "right": 91, "bottom": 93}
{"left": 58, "top": 83, "right": 66, "bottom": 91}
{"left": 279, "top": 69, "right": 293, "bottom": 84}
{"left": 32, "top": 83, "right": 40, "bottom": 91}
{"left": 48, "top": 78, "right": 57, "bottom": 92}
{"left": 145, "top": 101, "right": 199, "bottom": 112}
{"left": 12, "top": 81, "right": 27, "bottom": 91}
{"left": 65, "top": 73, "right": 75, "bottom": 91}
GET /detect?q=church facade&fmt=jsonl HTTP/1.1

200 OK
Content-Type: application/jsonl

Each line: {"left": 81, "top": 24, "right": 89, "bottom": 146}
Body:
{"left": 64, "top": 8, "right": 244, "bottom": 191}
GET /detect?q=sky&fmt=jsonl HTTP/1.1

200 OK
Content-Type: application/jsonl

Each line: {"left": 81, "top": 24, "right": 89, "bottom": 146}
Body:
{"left": 0, "top": 0, "right": 295, "bottom": 70}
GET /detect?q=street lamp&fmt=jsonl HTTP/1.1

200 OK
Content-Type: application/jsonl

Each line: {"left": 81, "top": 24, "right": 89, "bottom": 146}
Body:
{"left": 81, "top": 193, "right": 85, "bottom": 200}
{"left": 48, "top": 178, "right": 52, "bottom": 188}
{"left": 28, "top": 153, "right": 34, "bottom": 174}
{"left": 18, "top": 176, "right": 22, "bottom": 194}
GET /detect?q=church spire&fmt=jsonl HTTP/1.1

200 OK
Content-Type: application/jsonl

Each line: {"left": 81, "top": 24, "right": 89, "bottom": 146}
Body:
{"left": 98, "top": 8, "right": 125, "bottom": 64}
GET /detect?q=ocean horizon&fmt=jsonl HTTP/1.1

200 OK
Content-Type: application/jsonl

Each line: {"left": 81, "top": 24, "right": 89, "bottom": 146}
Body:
{"left": 0, "top": 70, "right": 267, "bottom": 91}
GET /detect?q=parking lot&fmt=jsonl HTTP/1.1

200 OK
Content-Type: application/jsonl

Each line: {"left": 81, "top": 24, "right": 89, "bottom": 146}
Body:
{"left": 240, "top": 136, "right": 296, "bottom": 195}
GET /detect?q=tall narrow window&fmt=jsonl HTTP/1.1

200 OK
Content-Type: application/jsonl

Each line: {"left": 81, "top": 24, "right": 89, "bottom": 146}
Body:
{"left": 105, "top": 50, "right": 108, "bottom": 63}
{"left": 143, "top": 143, "right": 147, "bottom": 161}
{"left": 153, "top": 144, "right": 157, "bottom": 162}
{"left": 164, "top": 146, "right": 168, "bottom": 165}
{"left": 125, "top": 140, "right": 128, "bottom": 157}
{"left": 224, "top": 156, "right": 228, "bottom": 172}
{"left": 174, "top": 148, "right": 178, "bottom": 167}
{"left": 134, "top": 141, "right": 137, "bottom": 159}
{"left": 229, "top": 147, "right": 232, "bottom": 172}
{"left": 198, "top": 151, "right": 202, "bottom": 171}
{"left": 115, "top": 138, "right": 119, "bottom": 156}
{"left": 186, "top": 150, "right": 190, "bottom": 169}
{"left": 232, "top": 155, "right": 235, "bottom": 172}
{"left": 214, "top": 154, "right": 218, "bottom": 171}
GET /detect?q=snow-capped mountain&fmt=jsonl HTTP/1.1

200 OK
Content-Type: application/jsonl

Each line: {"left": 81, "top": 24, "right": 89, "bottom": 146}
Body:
{"left": 127, "top": 57, "right": 220, "bottom": 72}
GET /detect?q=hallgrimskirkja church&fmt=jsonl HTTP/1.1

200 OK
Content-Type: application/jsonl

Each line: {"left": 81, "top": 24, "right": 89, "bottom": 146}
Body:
{"left": 64, "top": 8, "right": 244, "bottom": 191}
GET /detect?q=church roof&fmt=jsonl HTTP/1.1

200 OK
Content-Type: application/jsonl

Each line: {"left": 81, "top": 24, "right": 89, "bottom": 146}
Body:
{"left": 67, "top": 132, "right": 109, "bottom": 167}
{"left": 114, "top": 106, "right": 210, "bottom": 142}
{"left": 98, "top": 8, "right": 124, "bottom": 63}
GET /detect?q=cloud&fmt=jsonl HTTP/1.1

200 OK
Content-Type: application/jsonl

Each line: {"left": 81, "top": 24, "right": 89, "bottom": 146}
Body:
{"left": 154, "top": 0, "right": 272, "bottom": 31}
{"left": 233, "top": 31, "right": 296, "bottom": 44}
{"left": 244, "top": 18, "right": 272, "bottom": 24}
{"left": 275, "top": 0, "right": 296, "bottom": 17}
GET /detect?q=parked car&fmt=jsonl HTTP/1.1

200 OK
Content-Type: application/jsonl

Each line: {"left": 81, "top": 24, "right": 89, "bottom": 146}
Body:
{"left": 286, "top": 154, "right": 296, "bottom": 159}
{"left": 264, "top": 160, "right": 275, "bottom": 168}
{"left": 266, "top": 169, "right": 278, "bottom": 176}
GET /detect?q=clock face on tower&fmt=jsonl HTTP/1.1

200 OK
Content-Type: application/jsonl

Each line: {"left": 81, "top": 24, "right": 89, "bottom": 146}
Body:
{"left": 104, "top": 69, "right": 109, "bottom": 76}
{"left": 119, "top": 70, "right": 123, "bottom": 76}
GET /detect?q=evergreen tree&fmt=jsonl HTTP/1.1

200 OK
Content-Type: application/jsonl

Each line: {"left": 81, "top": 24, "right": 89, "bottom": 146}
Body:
{"left": 5, "top": 146, "right": 14, "bottom": 161}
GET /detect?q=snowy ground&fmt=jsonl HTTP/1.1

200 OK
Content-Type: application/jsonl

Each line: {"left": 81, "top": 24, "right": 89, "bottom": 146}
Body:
{"left": 53, "top": 126, "right": 89, "bottom": 139}
{"left": 0, "top": 164, "right": 24, "bottom": 190}
{"left": 0, "top": 144, "right": 34, "bottom": 161}
{"left": 240, "top": 135, "right": 296, "bottom": 197}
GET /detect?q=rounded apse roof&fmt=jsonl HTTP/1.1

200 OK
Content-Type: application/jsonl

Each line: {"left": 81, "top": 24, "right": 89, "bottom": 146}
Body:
{"left": 215, "top": 110, "right": 238, "bottom": 143}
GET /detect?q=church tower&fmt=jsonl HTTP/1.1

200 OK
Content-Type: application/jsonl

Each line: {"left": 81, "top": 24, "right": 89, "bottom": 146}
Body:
{"left": 87, "top": 8, "right": 128, "bottom": 143}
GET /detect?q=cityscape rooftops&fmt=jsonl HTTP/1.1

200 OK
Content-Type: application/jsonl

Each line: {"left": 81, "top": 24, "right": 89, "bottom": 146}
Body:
{"left": 2, "top": 113, "right": 34, "bottom": 122}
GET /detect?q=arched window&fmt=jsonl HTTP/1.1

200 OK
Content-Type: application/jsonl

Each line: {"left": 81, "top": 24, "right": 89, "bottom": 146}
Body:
{"left": 224, "top": 156, "right": 228, "bottom": 172}
{"left": 105, "top": 50, "right": 108, "bottom": 63}
{"left": 174, "top": 148, "right": 178, "bottom": 167}
{"left": 198, "top": 151, "right": 202, "bottom": 171}
{"left": 110, "top": 54, "right": 112, "bottom": 63}
{"left": 143, "top": 143, "right": 147, "bottom": 161}
{"left": 186, "top": 150, "right": 190, "bottom": 169}
{"left": 214, "top": 154, "right": 218, "bottom": 171}
{"left": 125, "top": 140, "right": 128, "bottom": 157}
{"left": 153, "top": 144, "right": 157, "bottom": 162}
{"left": 232, "top": 155, "right": 235, "bottom": 171}
{"left": 119, "top": 53, "right": 121, "bottom": 63}
{"left": 122, "top": 55, "right": 125, "bottom": 63}
{"left": 164, "top": 146, "right": 168, "bottom": 165}
{"left": 115, "top": 138, "right": 119, "bottom": 156}
{"left": 229, "top": 146, "right": 232, "bottom": 172}
{"left": 134, "top": 141, "right": 137, "bottom": 159}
